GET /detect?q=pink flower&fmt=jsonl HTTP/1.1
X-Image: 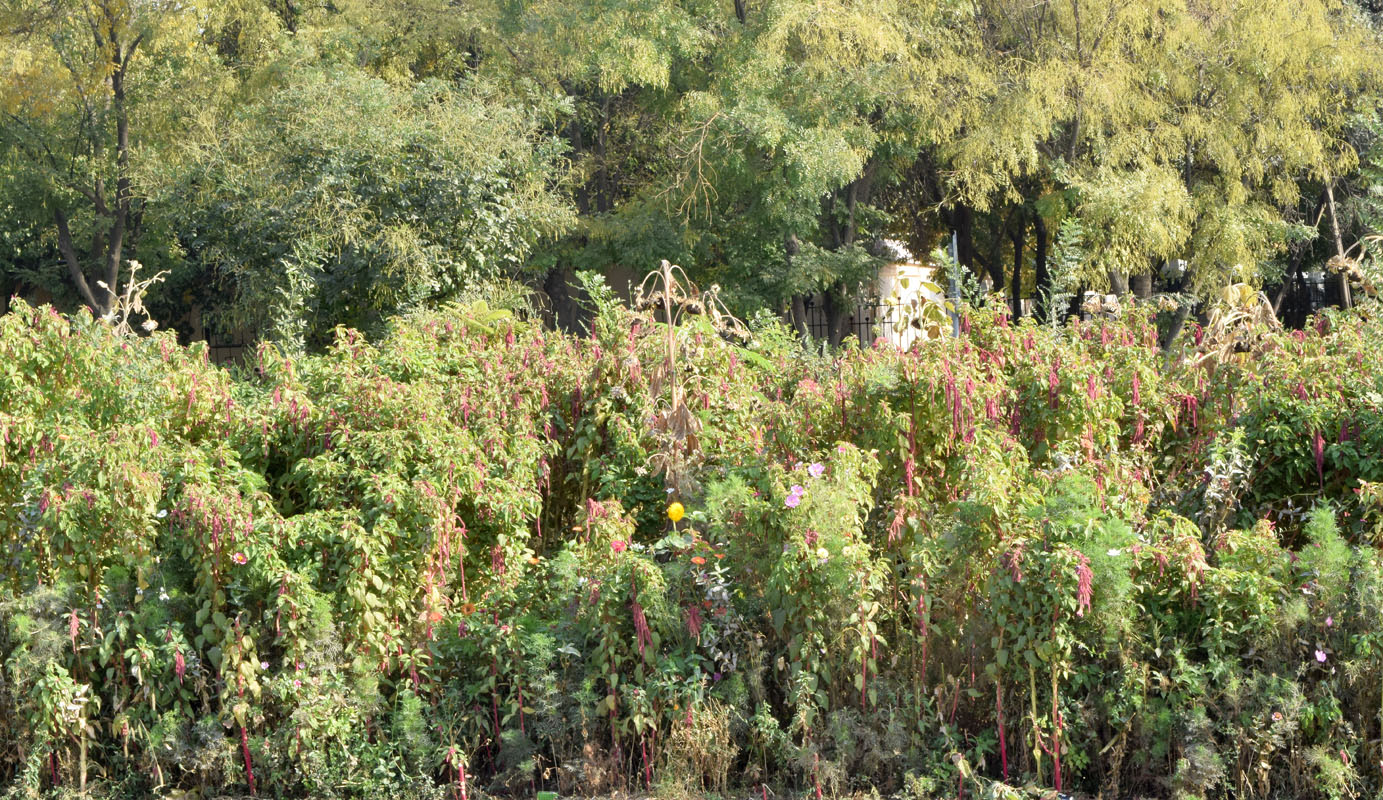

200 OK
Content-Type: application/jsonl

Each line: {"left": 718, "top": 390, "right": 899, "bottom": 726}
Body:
{"left": 231, "top": 552, "right": 248, "bottom": 565}
{"left": 1315, "top": 649, "right": 1328, "bottom": 663}
{"left": 808, "top": 463, "right": 825, "bottom": 478}
{"left": 611, "top": 540, "right": 627, "bottom": 553}
{"left": 784, "top": 492, "right": 802, "bottom": 509}
{"left": 1325, "top": 616, "right": 1333, "bottom": 627}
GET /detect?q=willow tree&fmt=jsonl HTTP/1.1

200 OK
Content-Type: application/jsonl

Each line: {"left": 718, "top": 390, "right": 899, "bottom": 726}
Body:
{"left": 612, "top": 0, "right": 984, "bottom": 343}
{"left": 930, "top": 0, "right": 1378, "bottom": 314}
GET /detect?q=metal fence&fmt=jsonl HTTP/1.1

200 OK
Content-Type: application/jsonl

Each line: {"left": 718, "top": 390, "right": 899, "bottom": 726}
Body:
{"left": 801, "top": 298, "right": 902, "bottom": 344}
{"left": 204, "top": 329, "right": 251, "bottom": 365}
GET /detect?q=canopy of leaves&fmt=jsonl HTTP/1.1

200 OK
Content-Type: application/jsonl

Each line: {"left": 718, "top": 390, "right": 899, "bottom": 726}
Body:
{"left": 170, "top": 62, "right": 574, "bottom": 346}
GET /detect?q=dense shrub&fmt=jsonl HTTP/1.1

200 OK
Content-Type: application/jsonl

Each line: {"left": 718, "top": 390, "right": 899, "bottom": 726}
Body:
{"left": 2, "top": 293, "right": 1383, "bottom": 799}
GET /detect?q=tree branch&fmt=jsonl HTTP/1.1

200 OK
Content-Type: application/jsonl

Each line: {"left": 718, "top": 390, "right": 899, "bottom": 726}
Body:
{"left": 54, "top": 207, "right": 102, "bottom": 312}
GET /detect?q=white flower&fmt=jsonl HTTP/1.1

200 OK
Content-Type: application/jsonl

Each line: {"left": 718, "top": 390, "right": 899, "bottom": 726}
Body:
{"left": 1107, "top": 548, "right": 1122, "bottom": 557}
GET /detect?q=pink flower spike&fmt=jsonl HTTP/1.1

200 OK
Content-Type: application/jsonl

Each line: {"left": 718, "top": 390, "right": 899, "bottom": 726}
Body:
{"left": 1316, "top": 649, "right": 1328, "bottom": 663}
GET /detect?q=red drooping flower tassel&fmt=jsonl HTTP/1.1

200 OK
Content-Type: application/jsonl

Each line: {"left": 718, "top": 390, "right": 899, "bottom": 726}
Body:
{"left": 1075, "top": 553, "right": 1093, "bottom": 618}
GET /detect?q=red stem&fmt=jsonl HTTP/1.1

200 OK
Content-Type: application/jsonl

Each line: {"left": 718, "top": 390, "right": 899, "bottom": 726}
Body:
{"left": 241, "top": 724, "right": 257, "bottom": 796}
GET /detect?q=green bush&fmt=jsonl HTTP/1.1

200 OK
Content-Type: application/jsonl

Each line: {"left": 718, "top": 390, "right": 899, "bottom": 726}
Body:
{"left": 2, "top": 296, "right": 1383, "bottom": 799}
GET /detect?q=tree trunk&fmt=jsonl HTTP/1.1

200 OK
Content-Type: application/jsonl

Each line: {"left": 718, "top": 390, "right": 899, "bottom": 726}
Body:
{"left": 1107, "top": 271, "right": 1129, "bottom": 297}
{"left": 55, "top": 22, "right": 145, "bottom": 317}
{"left": 790, "top": 295, "right": 810, "bottom": 339}
{"left": 54, "top": 208, "right": 102, "bottom": 312}
{"left": 1034, "top": 217, "right": 1049, "bottom": 321}
{"left": 785, "top": 233, "right": 809, "bottom": 338}
{"left": 955, "top": 204, "right": 975, "bottom": 272}
{"left": 987, "top": 214, "right": 1005, "bottom": 295}
{"left": 1325, "top": 180, "right": 1352, "bottom": 310}
{"left": 824, "top": 286, "right": 850, "bottom": 348}
{"left": 1163, "top": 304, "right": 1192, "bottom": 355}
{"left": 104, "top": 42, "right": 134, "bottom": 313}
{"left": 1068, "top": 283, "right": 1085, "bottom": 322}
{"left": 1010, "top": 217, "right": 1024, "bottom": 319}
{"left": 544, "top": 268, "right": 580, "bottom": 331}
{"left": 791, "top": 296, "right": 807, "bottom": 339}
{"left": 1130, "top": 272, "right": 1152, "bottom": 300}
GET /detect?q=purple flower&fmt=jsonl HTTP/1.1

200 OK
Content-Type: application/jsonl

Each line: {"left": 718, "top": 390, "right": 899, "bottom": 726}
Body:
{"left": 808, "top": 462, "right": 825, "bottom": 478}
{"left": 1315, "top": 649, "right": 1328, "bottom": 663}
{"left": 713, "top": 672, "right": 722, "bottom": 682}
{"left": 785, "top": 493, "right": 801, "bottom": 509}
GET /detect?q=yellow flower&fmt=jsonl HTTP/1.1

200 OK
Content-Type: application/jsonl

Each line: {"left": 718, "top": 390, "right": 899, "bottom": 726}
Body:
{"left": 667, "top": 502, "right": 685, "bottom": 522}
